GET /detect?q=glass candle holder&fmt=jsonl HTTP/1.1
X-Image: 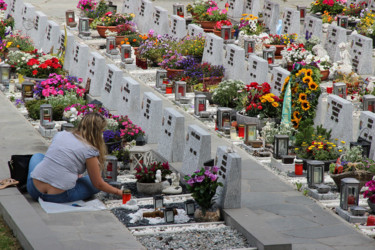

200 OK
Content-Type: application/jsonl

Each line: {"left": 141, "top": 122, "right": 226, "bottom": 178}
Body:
{"left": 295, "top": 159, "right": 303, "bottom": 175}
{"left": 122, "top": 189, "right": 131, "bottom": 204}
{"left": 166, "top": 84, "right": 173, "bottom": 94}
{"left": 238, "top": 124, "right": 245, "bottom": 138}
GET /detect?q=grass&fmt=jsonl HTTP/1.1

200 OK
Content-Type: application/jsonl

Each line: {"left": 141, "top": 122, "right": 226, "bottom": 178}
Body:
{"left": 0, "top": 216, "right": 22, "bottom": 250}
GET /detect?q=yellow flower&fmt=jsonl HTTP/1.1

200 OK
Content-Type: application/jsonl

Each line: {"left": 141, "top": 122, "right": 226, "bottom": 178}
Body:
{"left": 341, "top": 141, "right": 345, "bottom": 144}
{"left": 303, "top": 76, "right": 313, "bottom": 84}
{"left": 272, "top": 102, "right": 279, "bottom": 108}
{"left": 299, "top": 93, "right": 307, "bottom": 102}
{"left": 301, "top": 101, "right": 311, "bottom": 111}
{"left": 308, "top": 81, "right": 318, "bottom": 91}
{"left": 305, "top": 69, "right": 313, "bottom": 76}
{"left": 339, "top": 149, "right": 342, "bottom": 152}
{"left": 295, "top": 148, "right": 299, "bottom": 151}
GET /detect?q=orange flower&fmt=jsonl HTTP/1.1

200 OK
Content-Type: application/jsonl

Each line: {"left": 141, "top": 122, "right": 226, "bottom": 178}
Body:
{"left": 133, "top": 39, "right": 137, "bottom": 42}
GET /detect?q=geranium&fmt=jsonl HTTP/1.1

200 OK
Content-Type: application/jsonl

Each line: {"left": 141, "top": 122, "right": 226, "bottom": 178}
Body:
{"left": 310, "top": 0, "right": 345, "bottom": 15}
{"left": 363, "top": 178, "right": 375, "bottom": 203}
{"left": 116, "top": 115, "right": 144, "bottom": 142}
{"left": 77, "top": 0, "right": 97, "bottom": 11}
{"left": 34, "top": 74, "right": 85, "bottom": 98}
{"left": 214, "top": 20, "right": 232, "bottom": 30}
{"left": 0, "top": 0, "right": 7, "bottom": 11}
{"left": 135, "top": 161, "right": 172, "bottom": 183}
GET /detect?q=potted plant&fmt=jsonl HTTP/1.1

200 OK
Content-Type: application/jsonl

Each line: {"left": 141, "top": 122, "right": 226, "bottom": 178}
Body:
{"left": 115, "top": 21, "right": 138, "bottom": 45}
{"left": 178, "top": 34, "right": 205, "bottom": 62}
{"left": 83, "top": 0, "right": 108, "bottom": 24}
{"left": 262, "top": 33, "right": 297, "bottom": 58}
{"left": 212, "top": 79, "right": 245, "bottom": 108}
{"left": 95, "top": 12, "right": 135, "bottom": 38}
{"left": 184, "top": 166, "right": 223, "bottom": 221}
{"left": 315, "top": 55, "right": 332, "bottom": 81}
{"left": 77, "top": 0, "right": 97, "bottom": 17}
{"left": 135, "top": 161, "right": 172, "bottom": 195}
{"left": 159, "top": 53, "right": 196, "bottom": 78}
{"left": 309, "top": 0, "right": 345, "bottom": 16}
{"left": 5, "top": 31, "right": 35, "bottom": 52}
{"left": 280, "top": 43, "right": 313, "bottom": 70}
{"left": 363, "top": 177, "right": 375, "bottom": 213}
{"left": 198, "top": 3, "right": 228, "bottom": 30}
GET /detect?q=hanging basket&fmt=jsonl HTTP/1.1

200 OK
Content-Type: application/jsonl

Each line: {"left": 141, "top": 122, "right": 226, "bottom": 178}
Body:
{"left": 330, "top": 170, "right": 374, "bottom": 191}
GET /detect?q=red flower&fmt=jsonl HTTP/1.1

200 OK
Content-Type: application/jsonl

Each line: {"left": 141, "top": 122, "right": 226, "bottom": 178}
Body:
{"left": 258, "top": 106, "right": 263, "bottom": 110}
{"left": 32, "top": 70, "right": 38, "bottom": 76}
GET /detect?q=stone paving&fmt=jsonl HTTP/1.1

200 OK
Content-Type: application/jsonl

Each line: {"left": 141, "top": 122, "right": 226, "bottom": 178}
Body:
{"left": 0, "top": 0, "right": 375, "bottom": 249}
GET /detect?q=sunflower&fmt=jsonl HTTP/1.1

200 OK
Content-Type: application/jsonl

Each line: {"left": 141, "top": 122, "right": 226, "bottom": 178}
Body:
{"left": 308, "top": 81, "right": 318, "bottom": 91}
{"left": 305, "top": 69, "right": 313, "bottom": 76}
{"left": 291, "top": 118, "right": 300, "bottom": 128}
{"left": 296, "top": 69, "right": 306, "bottom": 77}
{"left": 301, "top": 101, "right": 311, "bottom": 111}
{"left": 272, "top": 102, "right": 279, "bottom": 108}
{"left": 293, "top": 111, "right": 301, "bottom": 120}
{"left": 299, "top": 93, "right": 307, "bottom": 102}
{"left": 303, "top": 76, "right": 312, "bottom": 84}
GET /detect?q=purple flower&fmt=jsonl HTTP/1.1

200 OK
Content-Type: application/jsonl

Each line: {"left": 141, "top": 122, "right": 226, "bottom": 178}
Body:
{"left": 194, "top": 169, "right": 200, "bottom": 174}
{"left": 195, "top": 175, "right": 205, "bottom": 183}
{"left": 187, "top": 178, "right": 195, "bottom": 186}
{"left": 212, "top": 166, "right": 219, "bottom": 173}
{"left": 204, "top": 170, "right": 211, "bottom": 176}
{"left": 209, "top": 174, "right": 218, "bottom": 182}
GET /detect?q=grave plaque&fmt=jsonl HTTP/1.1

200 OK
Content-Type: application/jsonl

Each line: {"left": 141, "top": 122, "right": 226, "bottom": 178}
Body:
{"left": 359, "top": 111, "right": 375, "bottom": 160}
{"left": 86, "top": 52, "right": 106, "bottom": 97}
{"left": 202, "top": 33, "right": 224, "bottom": 66}
{"left": 169, "top": 15, "right": 187, "bottom": 40}
{"left": 244, "top": 0, "right": 261, "bottom": 16}
{"left": 102, "top": 64, "right": 123, "bottom": 111}
{"left": 69, "top": 42, "right": 89, "bottom": 80}
{"left": 182, "top": 125, "right": 211, "bottom": 176}
{"left": 325, "top": 24, "right": 347, "bottom": 62}
{"left": 263, "top": 0, "right": 280, "bottom": 34}
{"left": 227, "top": 0, "right": 245, "bottom": 19}
{"left": 282, "top": 8, "right": 300, "bottom": 35}
{"left": 57, "top": 30, "right": 74, "bottom": 71}
{"left": 41, "top": 20, "right": 60, "bottom": 54}
{"left": 214, "top": 146, "right": 241, "bottom": 209}
{"left": 137, "top": 0, "right": 154, "bottom": 34}
{"left": 29, "top": 11, "right": 48, "bottom": 50}
{"left": 324, "top": 95, "right": 354, "bottom": 143}
{"left": 118, "top": 77, "right": 141, "bottom": 125}
{"left": 157, "top": 108, "right": 185, "bottom": 162}
{"left": 270, "top": 66, "right": 290, "bottom": 96}
{"left": 151, "top": 6, "right": 169, "bottom": 36}
{"left": 349, "top": 33, "right": 373, "bottom": 75}
{"left": 139, "top": 92, "right": 163, "bottom": 144}
{"left": 303, "top": 15, "right": 322, "bottom": 39}
{"left": 224, "top": 44, "right": 245, "bottom": 81}
{"left": 188, "top": 24, "right": 205, "bottom": 37}
{"left": 244, "top": 54, "right": 268, "bottom": 84}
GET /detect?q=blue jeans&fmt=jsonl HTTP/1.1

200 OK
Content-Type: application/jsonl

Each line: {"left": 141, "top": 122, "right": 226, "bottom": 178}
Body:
{"left": 27, "top": 153, "right": 100, "bottom": 203}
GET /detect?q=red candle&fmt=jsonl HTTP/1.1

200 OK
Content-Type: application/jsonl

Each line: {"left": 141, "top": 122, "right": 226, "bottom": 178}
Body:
{"left": 368, "top": 104, "right": 374, "bottom": 112}
{"left": 247, "top": 46, "right": 253, "bottom": 53}
{"left": 68, "top": 18, "right": 73, "bottom": 23}
{"left": 225, "top": 30, "right": 229, "bottom": 40}
{"left": 215, "top": 122, "right": 218, "bottom": 131}
{"left": 124, "top": 52, "right": 130, "bottom": 59}
{"left": 178, "top": 12, "right": 184, "bottom": 18}
{"left": 238, "top": 125, "right": 244, "bottom": 138}
{"left": 326, "top": 87, "right": 333, "bottom": 94}
{"left": 122, "top": 193, "right": 131, "bottom": 204}
{"left": 367, "top": 215, "right": 375, "bottom": 226}
{"left": 106, "top": 162, "right": 113, "bottom": 179}
{"left": 163, "top": 79, "right": 168, "bottom": 85}
{"left": 166, "top": 85, "right": 173, "bottom": 94}
{"left": 267, "top": 58, "right": 273, "bottom": 64}
{"left": 347, "top": 195, "right": 355, "bottom": 205}
{"left": 109, "top": 44, "right": 114, "bottom": 50}
{"left": 199, "top": 103, "right": 205, "bottom": 112}
{"left": 300, "top": 9, "right": 304, "bottom": 18}
{"left": 339, "top": 94, "right": 343, "bottom": 98}
{"left": 178, "top": 86, "right": 184, "bottom": 96}
{"left": 295, "top": 162, "right": 303, "bottom": 175}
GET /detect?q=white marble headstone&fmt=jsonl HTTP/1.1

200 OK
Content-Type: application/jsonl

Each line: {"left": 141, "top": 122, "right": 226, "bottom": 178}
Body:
{"left": 151, "top": 6, "right": 169, "bottom": 36}
{"left": 58, "top": 29, "right": 74, "bottom": 71}
{"left": 15, "top": 2, "right": 35, "bottom": 31}
{"left": 270, "top": 66, "right": 290, "bottom": 96}
{"left": 359, "top": 111, "right": 375, "bottom": 160}
{"left": 224, "top": 44, "right": 245, "bottom": 81}
{"left": 227, "top": 0, "right": 245, "bottom": 19}
{"left": 244, "top": 0, "right": 261, "bottom": 16}
{"left": 169, "top": 15, "right": 187, "bottom": 40}
{"left": 303, "top": 15, "right": 322, "bottom": 39}
{"left": 102, "top": 64, "right": 123, "bottom": 111}
{"left": 41, "top": 20, "right": 60, "bottom": 54}
{"left": 118, "top": 76, "right": 141, "bottom": 125}
{"left": 86, "top": 52, "right": 106, "bottom": 97}
{"left": 29, "top": 11, "right": 47, "bottom": 50}
{"left": 282, "top": 8, "right": 300, "bottom": 35}
{"left": 263, "top": 0, "right": 279, "bottom": 34}
{"left": 136, "top": 0, "right": 154, "bottom": 34}
{"left": 244, "top": 54, "right": 268, "bottom": 84}
{"left": 69, "top": 42, "right": 89, "bottom": 80}
{"left": 139, "top": 92, "right": 163, "bottom": 144}
{"left": 349, "top": 33, "right": 373, "bottom": 75}
{"left": 324, "top": 24, "right": 347, "bottom": 63}
{"left": 188, "top": 24, "right": 205, "bottom": 37}
{"left": 121, "top": 0, "right": 140, "bottom": 14}
{"left": 202, "top": 33, "right": 224, "bottom": 66}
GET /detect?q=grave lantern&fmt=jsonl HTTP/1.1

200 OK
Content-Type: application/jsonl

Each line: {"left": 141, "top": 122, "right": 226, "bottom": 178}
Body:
{"left": 78, "top": 17, "right": 90, "bottom": 37}
{"left": 106, "top": 36, "right": 118, "bottom": 55}
{"left": 194, "top": 94, "right": 206, "bottom": 116}
{"left": 350, "top": 133, "right": 371, "bottom": 158}
{"left": 120, "top": 44, "right": 132, "bottom": 61}
{"left": 184, "top": 199, "right": 195, "bottom": 215}
{"left": 65, "top": 10, "right": 77, "bottom": 28}
{"left": 107, "top": 1, "right": 117, "bottom": 13}
{"left": 337, "top": 15, "right": 349, "bottom": 29}
{"left": 273, "top": 135, "right": 289, "bottom": 159}
{"left": 297, "top": 6, "right": 306, "bottom": 20}
{"left": 174, "top": 81, "right": 186, "bottom": 101}
{"left": 156, "top": 69, "right": 167, "bottom": 89}
{"left": 333, "top": 82, "right": 347, "bottom": 99}
{"left": 216, "top": 107, "right": 232, "bottom": 131}
{"left": 306, "top": 160, "right": 324, "bottom": 188}
{"left": 164, "top": 207, "right": 175, "bottom": 223}
{"left": 173, "top": 3, "right": 185, "bottom": 17}
{"left": 244, "top": 122, "right": 257, "bottom": 145}
{"left": 104, "top": 155, "right": 118, "bottom": 182}
{"left": 263, "top": 47, "right": 275, "bottom": 64}
{"left": 340, "top": 178, "right": 360, "bottom": 210}
{"left": 61, "top": 123, "right": 75, "bottom": 131}
{"left": 136, "top": 134, "right": 146, "bottom": 146}
{"left": 244, "top": 38, "right": 255, "bottom": 56}
{"left": 40, "top": 104, "right": 53, "bottom": 126}
{"left": 21, "top": 80, "right": 34, "bottom": 101}
{"left": 162, "top": 78, "right": 168, "bottom": 91}
{"left": 0, "top": 63, "right": 11, "bottom": 86}
{"left": 221, "top": 25, "right": 233, "bottom": 40}
{"left": 363, "top": 95, "right": 375, "bottom": 112}
{"left": 153, "top": 195, "right": 164, "bottom": 209}
{"left": 129, "top": 146, "right": 152, "bottom": 172}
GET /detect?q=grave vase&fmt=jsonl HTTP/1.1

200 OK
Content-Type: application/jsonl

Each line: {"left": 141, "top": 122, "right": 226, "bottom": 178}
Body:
{"left": 136, "top": 182, "right": 163, "bottom": 195}
{"left": 368, "top": 200, "right": 375, "bottom": 213}
{"left": 96, "top": 25, "right": 117, "bottom": 38}
{"left": 320, "top": 69, "right": 329, "bottom": 81}
{"left": 203, "top": 76, "right": 223, "bottom": 87}
{"left": 194, "top": 207, "right": 220, "bottom": 222}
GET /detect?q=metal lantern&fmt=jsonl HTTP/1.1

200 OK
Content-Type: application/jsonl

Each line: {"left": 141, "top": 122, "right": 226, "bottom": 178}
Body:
{"left": 173, "top": 3, "right": 185, "bottom": 17}
{"left": 244, "top": 38, "right": 255, "bottom": 56}
{"left": 78, "top": 17, "right": 90, "bottom": 37}
{"left": 244, "top": 122, "right": 257, "bottom": 145}
{"left": 363, "top": 95, "right": 375, "bottom": 112}
{"left": 337, "top": 15, "right": 348, "bottom": 29}
{"left": 194, "top": 94, "right": 206, "bottom": 116}
{"left": 120, "top": 44, "right": 132, "bottom": 62}
{"left": 106, "top": 36, "right": 118, "bottom": 55}
{"left": 0, "top": 63, "right": 11, "bottom": 85}
{"left": 40, "top": 104, "right": 53, "bottom": 126}
{"left": 136, "top": 133, "right": 146, "bottom": 146}
{"left": 164, "top": 207, "right": 175, "bottom": 223}
{"left": 107, "top": 1, "right": 117, "bottom": 13}
{"left": 273, "top": 135, "right": 289, "bottom": 159}
{"left": 350, "top": 136, "right": 371, "bottom": 158}
{"left": 216, "top": 107, "right": 232, "bottom": 131}
{"left": 104, "top": 155, "right": 118, "bottom": 182}
{"left": 221, "top": 25, "right": 232, "bottom": 40}
{"left": 297, "top": 6, "right": 306, "bottom": 20}
{"left": 65, "top": 10, "right": 77, "bottom": 28}
{"left": 61, "top": 123, "right": 75, "bottom": 131}
{"left": 174, "top": 81, "right": 186, "bottom": 101}
{"left": 129, "top": 145, "right": 152, "bottom": 172}
{"left": 22, "top": 80, "right": 34, "bottom": 101}
{"left": 306, "top": 160, "right": 324, "bottom": 188}
{"left": 340, "top": 178, "right": 360, "bottom": 210}
{"left": 153, "top": 195, "right": 164, "bottom": 209}
{"left": 156, "top": 69, "right": 167, "bottom": 89}
{"left": 184, "top": 200, "right": 195, "bottom": 215}
{"left": 263, "top": 47, "right": 275, "bottom": 64}
{"left": 333, "top": 82, "right": 347, "bottom": 99}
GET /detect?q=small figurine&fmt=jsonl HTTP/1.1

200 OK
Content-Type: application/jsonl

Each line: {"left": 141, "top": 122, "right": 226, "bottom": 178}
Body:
{"left": 155, "top": 170, "right": 162, "bottom": 183}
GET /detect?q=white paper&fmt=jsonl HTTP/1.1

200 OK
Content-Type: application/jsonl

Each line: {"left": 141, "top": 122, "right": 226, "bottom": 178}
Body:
{"left": 38, "top": 198, "right": 107, "bottom": 214}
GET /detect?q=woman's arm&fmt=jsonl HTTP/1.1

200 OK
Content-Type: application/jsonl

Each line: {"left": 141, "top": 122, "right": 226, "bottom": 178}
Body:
{"left": 86, "top": 157, "right": 122, "bottom": 196}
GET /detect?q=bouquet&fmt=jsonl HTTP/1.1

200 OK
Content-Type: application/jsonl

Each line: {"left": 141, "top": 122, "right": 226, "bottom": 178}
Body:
{"left": 309, "top": 0, "right": 345, "bottom": 15}
{"left": 281, "top": 43, "right": 313, "bottom": 64}
{"left": 135, "top": 161, "right": 172, "bottom": 183}
{"left": 262, "top": 34, "right": 297, "bottom": 45}
{"left": 99, "top": 12, "right": 134, "bottom": 26}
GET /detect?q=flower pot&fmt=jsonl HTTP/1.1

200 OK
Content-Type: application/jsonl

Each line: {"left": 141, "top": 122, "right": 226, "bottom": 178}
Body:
{"left": 213, "top": 29, "right": 235, "bottom": 39}
{"left": 203, "top": 76, "right": 223, "bottom": 86}
{"left": 136, "top": 182, "right": 163, "bottom": 195}
{"left": 368, "top": 200, "right": 375, "bottom": 213}
{"left": 115, "top": 36, "right": 125, "bottom": 46}
{"left": 320, "top": 70, "right": 329, "bottom": 81}
{"left": 199, "top": 21, "right": 217, "bottom": 29}
{"left": 329, "top": 170, "right": 374, "bottom": 191}
{"left": 264, "top": 44, "right": 286, "bottom": 58}
{"left": 96, "top": 25, "right": 117, "bottom": 38}
{"left": 194, "top": 208, "right": 220, "bottom": 222}
{"left": 166, "top": 68, "right": 184, "bottom": 79}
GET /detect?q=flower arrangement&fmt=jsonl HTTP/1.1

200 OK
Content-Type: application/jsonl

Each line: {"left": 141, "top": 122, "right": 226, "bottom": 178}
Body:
{"left": 178, "top": 34, "right": 205, "bottom": 57}
{"left": 296, "top": 137, "right": 344, "bottom": 161}
{"left": 0, "top": 16, "right": 14, "bottom": 39}
{"left": 0, "top": 39, "right": 11, "bottom": 55}
{"left": 159, "top": 53, "right": 195, "bottom": 70}
{"left": 34, "top": 74, "right": 85, "bottom": 98}
{"left": 5, "top": 31, "right": 35, "bottom": 52}
{"left": 261, "top": 121, "right": 297, "bottom": 144}
{"left": 342, "top": 2, "right": 367, "bottom": 17}
{"left": 357, "top": 10, "right": 375, "bottom": 37}
{"left": 309, "top": 0, "right": 345, "bottom": 16}
{"left": 135, "top": 161, "right": 172, "bottom": 183}
{"left": 85, "top": 0, "right": 108, "bottom": 19}
{"left": 182, "top": 62, "right": 224, "bottom": 86}
{"left": 239, "top": 82, "right": 282, "bottom": 119}
{"left": 238, "top": 14, "right": 263, "bottom": 36}
{"left": 137, "top": 33, "right": 177, "bottom": 63}
{"left": 212, "top": 79, "right": 245, "bottom": 108}
{"left": 77, "top": 0, "right": 97, "bottom": 12}
{"left": 184, "top": 166, "right": 223, "bottom": 213}
{"left": 98, "top": 12, "right": 134, "bottom": 27}
{"left": 280, "top": 43, "right": 313, "bottom": 64}
{"left": 322, "top": 11, "right": 334, "bottom": 23}
{"left": 214, "top": 20, "right": 232, "bottom": 30}
{"left": 262, "top": 34, "right": 297, "bottom": 45}
{"left": 121, "top": 33, "right": 147, "bottom": 47}
{"left": 116, "top": 115, "right": 144, "bottom": 143}
{"left": 364, "top": 178, "right": 375, "bottom": 203}
{"left": 63, "top": 103, "right": 111, "bottom": 122}
{"left": 195, "top": 1, "right": 228, "bottom": 22}
{"left": 115, "top": 21, "right": 137, "bottom": 36}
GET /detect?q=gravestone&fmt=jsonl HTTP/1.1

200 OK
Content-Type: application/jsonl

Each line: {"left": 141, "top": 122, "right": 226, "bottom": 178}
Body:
{"left": 224, "top": 44, "right": 245, "bottom": 81}
{"left": 263, "top": 0, "right": 279, "bottom": 34}
{"left": 151, "top": 6, "right": 169, "bottom": 36}
{"left": 243, "top": 0, "right": 261, "bottom": 16}
{"left": 227, "top": 0, "right": 245, "bottom": 19}
{"left": 303, "top": 15, "right": 322, "bottom": 39}
{"left": 170, "top": 15, "right": 187, "bottom": 40}
{"left": 214, "top": 146, "right": 241, "bottom": 209}
{"left": 244, "top": 54, "right": 268, "bottom": 84}
{"left": 325, "top": 24, "right": 347, "bottom": 63}
{"left": 202, "top": 33, "right": 224, "bottom": 66}
{"left": 41, "top": 20, "right": 60, "bottom": 54}
{"left": 282, "top": 8, "right": 300, "bottom": 35}
{"left": 29, "top": 11, "right": 48, "bottom": 50}
{"left": 324, "top": 94, "right": 354, "bottom": 143}
{"left": 6, "top": 0, "right": 22, "bottom": 21}
{"left": 16, "top": 2, "right": 35, "bottom": 31}
{"left": 181, "top": 125, "right": 211, "bottom": 176}
{"left": 136, "top": 0, "right": 154, "bottom": 34}
{"left": 121, "top": 0, "right": 140, "bottom": 14}
{"left": 86, "top": 52, "right": 106, "bottom": 97}
{"left": 359, "top": 111, "right": 375, "bottom": 160}
{"left": 69, "top": 42, "right": 89, "bottom": 81}
{"left": 157, "top": 108, "right": 185, "bottom": 162}
{"left": 118, "top": 77, "right": 141, "bottom": 125}
{"left": 102, "top": 64, "right": 123, "bottom": 111}
{"left": 349, "top": 33, "right": 373, "bottom": 75}
{"left": 188, "top": 24, "right": 205, "bottom": 37}
{"left": 270, "top": 66, "right": 290, "bottom": 96}
{"left": 57, "top": 29, "right": 74, "bottom": 71}
{"left": 139, "top": 92, "right": 163, "bottom": 144}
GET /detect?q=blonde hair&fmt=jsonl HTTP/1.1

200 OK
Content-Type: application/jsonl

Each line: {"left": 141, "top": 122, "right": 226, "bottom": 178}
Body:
{"left": 73, "top": 113, "right": 107, "bottom": 170}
